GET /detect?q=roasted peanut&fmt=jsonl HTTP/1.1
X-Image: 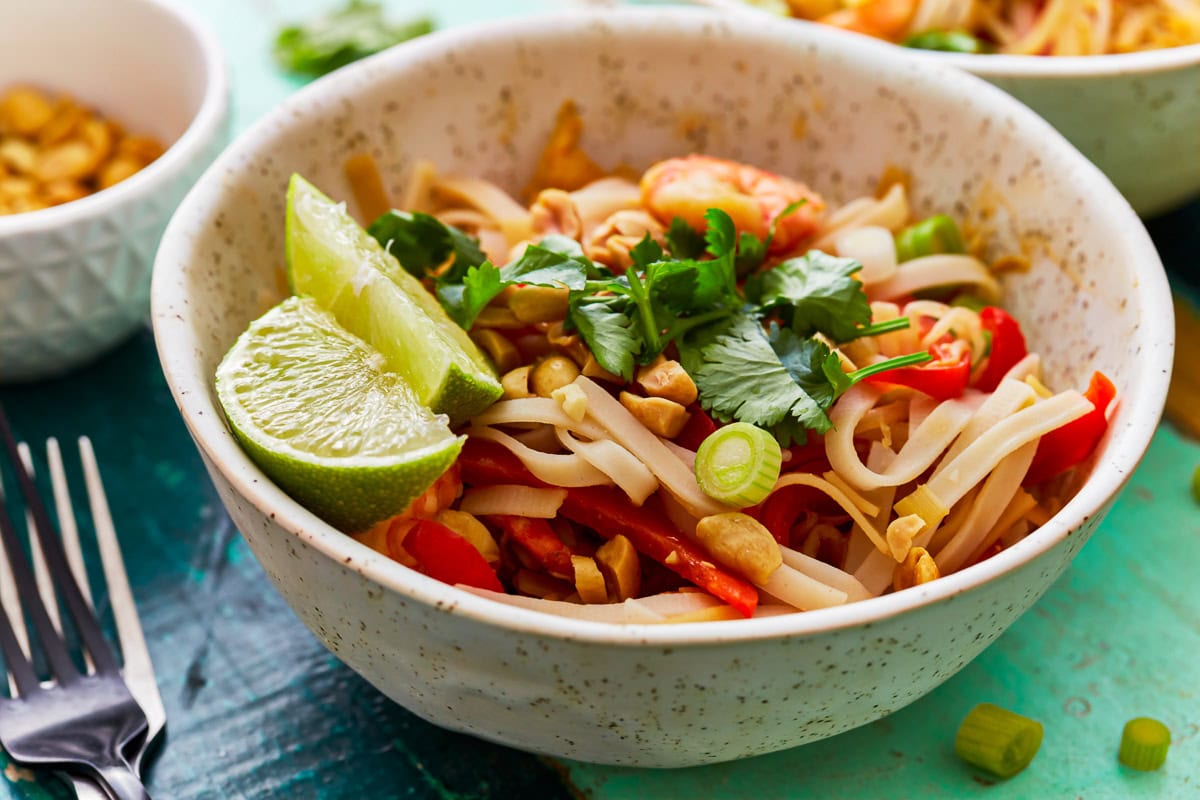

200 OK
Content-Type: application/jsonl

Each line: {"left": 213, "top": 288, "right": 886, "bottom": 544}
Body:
{"left": 0, "top": 138, "right": 36, "bottom": 174}
{"left": 514, "top": 569, "right": 573, "bottom": 600}
{"left": 886, "top": 514, "right": 925, "bottom": 562}
{"left": 531, "top": 355, "right": 580, "bottom": 397}
{"left": 434, "top": 509, "right": 500, "bottom": 564}
{"left": 470, "top": 329, "right": 520, "bottom": 374}
{"left": 97, "top": 156, "right": 141, "bottom": 190}
{"left": 892, "top": 546, "right": 940, "bottom": 591}
{"left": 509, "top": 285, "right": 570, "bottom": 323}
{"left": 636, "top": 357, "right": 698, "bottom": 405}
{"left": 571, "top": 555, "right": 610, "bottom": 604}
{"left": 582, "top": 353, "right": 624, "bottom": 384}
{"left": 473, "top": 306, "right": 525, "bottom": 329}
{"left": 545, "top": 321, "right": 578, "bottom": 348}
{"left": 551, "top": 383, "right": 588, "bottom": 422}
{"left": 595, "top": 534, "right": 641, "bottom": 601}
{"left": 40, "top": 179, "right": 88, "bottom": 206}
{"left": 500, "top": 366, "right": 534, "bottom": 399}
{"left": 694, "top": 513, "right": 782, "bottom": 586}
{"left": 0, "top": 87, "right": 54, "bottom": 137}
{"left": 618, "top": 392, "right": 690, "bottom": 438}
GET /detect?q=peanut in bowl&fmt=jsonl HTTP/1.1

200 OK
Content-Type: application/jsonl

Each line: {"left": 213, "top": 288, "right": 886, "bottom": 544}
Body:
{"left": 0, "top": 0, "right": 228, "bottom": 383}
{"left": 152, "top": 9, "right": 1172, "bottom": 767}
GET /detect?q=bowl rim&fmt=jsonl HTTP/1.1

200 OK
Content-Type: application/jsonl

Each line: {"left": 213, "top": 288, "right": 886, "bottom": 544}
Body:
{"left": 695, "top": 0, "right": 1200, "bottom": 77}
{"left": 152, "top": 6, "right": 1174, "bottom": 648}
{"left": 0, "top": 0, "right": 229, "bottom": 241}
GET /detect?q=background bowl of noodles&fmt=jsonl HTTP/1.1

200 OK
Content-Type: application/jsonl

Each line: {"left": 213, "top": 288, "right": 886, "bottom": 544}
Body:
{"left": 151, "top": 8, "right": 1172, "bottom": 767}
{"left": 695, "top": 0, "right": 1200, "bottom": 218}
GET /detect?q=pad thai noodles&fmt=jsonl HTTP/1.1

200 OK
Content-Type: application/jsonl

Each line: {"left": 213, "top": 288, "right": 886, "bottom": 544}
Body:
{"left": 760, "top": 0, "right": 1200, "bottom": 55}
{"left": 223, "top": 104, "right": 1115, "bottom": 624}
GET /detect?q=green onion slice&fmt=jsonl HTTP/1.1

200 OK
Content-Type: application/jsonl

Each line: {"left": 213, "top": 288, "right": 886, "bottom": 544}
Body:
{"left": 1119, "top": 717, "right": 1170, "bottom": 771}
{"left": 694, "top": 422, "right": 782, "bottom": 508}
{"left": 954, "top": 703, "right": 1044, "bottom": 778}
{"left": 903, "top": 30, "right": 991, "bottom": 54}
{"left": 896, "top": 214, "right": 967, "bottom": 262}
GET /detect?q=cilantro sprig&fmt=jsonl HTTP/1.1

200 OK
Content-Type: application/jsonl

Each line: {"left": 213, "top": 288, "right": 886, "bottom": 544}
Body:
{"left": 366, "top": 204, "right": 929, "bottom": 441}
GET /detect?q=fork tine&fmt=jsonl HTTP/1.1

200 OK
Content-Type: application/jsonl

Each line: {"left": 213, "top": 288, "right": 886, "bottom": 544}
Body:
{"left": 0, "top": 406, "right": 99, "bottom": 682}
{"left": 19, "top": 444, "right": 65, "bottom": 638}
{"left": 0, "top": 483, "right": 30, "bottom": 663}
{"left": 0, "top": 583, "right": 38, "bottom": 697}
{"left": 79, "top": 437, "right": 165, "bottom": 731}
{"left": 48, "top": 439, "right": 94, "bottom": 609}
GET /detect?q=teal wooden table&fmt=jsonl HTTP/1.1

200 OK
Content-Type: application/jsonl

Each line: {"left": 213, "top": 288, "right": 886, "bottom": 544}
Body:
{"left": 1, "top": 2, "right": 1198, "bottom": 797}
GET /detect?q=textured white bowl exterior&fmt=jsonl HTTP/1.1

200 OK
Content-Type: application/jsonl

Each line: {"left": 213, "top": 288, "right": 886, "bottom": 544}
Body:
{"left": 696, "top": 0, "right": 1200, "bottom": 217}
{"left": 0, "top": 0, "right": 228, "bottom": 382}
{"left": 152, "top": 9, "right": 1172, "bottom": 767}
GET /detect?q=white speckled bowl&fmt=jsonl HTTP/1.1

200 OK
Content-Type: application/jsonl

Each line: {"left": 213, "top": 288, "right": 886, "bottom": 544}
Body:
{"left": 151, "top": 9, "right": 1172, "bottom": 767}
{"left": 0, "top": 0, "right": 228, "bottom": 383}
{"left": 695, "top": 0, "right": 1200, "bottom": 218}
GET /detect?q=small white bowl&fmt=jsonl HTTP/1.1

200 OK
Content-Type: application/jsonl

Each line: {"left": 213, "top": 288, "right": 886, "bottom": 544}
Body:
{"left": 153, "top": 9, "right": 1172, "bottom": 767}
{"left": 694, "top": 0, "right": 1200, "bottom": 217}
{"left": 0, "top": 0, "right": 228, "bottom": 383}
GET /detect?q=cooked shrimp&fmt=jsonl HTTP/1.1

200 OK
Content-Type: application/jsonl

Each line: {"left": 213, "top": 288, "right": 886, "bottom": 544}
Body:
{"left": 819, "top": 0, "right": 918, "bottom": 40}
{"left": 640, "top": 155, "right": 824, "bottom": 253}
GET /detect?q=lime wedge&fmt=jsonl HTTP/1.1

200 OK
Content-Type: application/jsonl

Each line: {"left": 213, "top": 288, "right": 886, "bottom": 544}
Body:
{"left": 285, "top": 174, "right": 501, "bottom": 425}
{"left": 215, "top": 296, "right": 463, "bottom": 532}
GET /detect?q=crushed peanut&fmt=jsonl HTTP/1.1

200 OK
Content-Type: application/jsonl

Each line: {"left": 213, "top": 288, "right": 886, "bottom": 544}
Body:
{"left": 0, "top": 85, "right": 164, "bottom": 216}
{"left": 551, "top": 382, "right": 588, "bottom": 422}
{"left": 886, "top": 514, "right": 925, "bottom": 562}
{"left": 892, "top": 546, "right": 940, "bottom": 591}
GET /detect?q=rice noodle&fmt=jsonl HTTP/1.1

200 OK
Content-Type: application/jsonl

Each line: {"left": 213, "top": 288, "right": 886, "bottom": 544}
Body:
{"left": 827, "top": 385, "right": 983, "bottom": 492}
{"left": 780, "top": 546, "right": 873, "bottom": 602}
{"left": 935, "top": 441, "right": 1038, "bottom": 573}
{"left": 821, "top": 471, "right": 880, "bottom": 517}
{"left": 868, "top": 254, "right": 1001, "bottom": 304}
{"left": 921, "top": 390, "right": 1092, "bottom": 509}
{"left": 467, "top": 426, "right": 611, "bottom": 487}
{"left": 835, "top": 225, "right": 898, "bottom": 285}
{"left": 569, "top": 177, "right": 642, "bottom": 236}
{"left": 761, "top": 563, "right": 849, "bottom": 610}
{"left": 431, "top": 175, "right": 533, "bottom": 245}
{"left": 770, "top": 473, "right": 890, "bottom": 555}
{"left": 845, "top": 443, "right": 897, "bottom": 572}
{"left": 813, "top": 183, "right": 909, "bottom": 251}
{"left": 461, "top": 587, "right": 668, "bottom": 623}
{"left": 965, "top": 489, "right": 1040, "bottom": 566}
{"left": 460, "top": 485, "right": 567, "bottom": 518}
{"left": 555, "top": 427, "right": 659, "bottom": 505}
{"left": 931, "top": 379, "right": 1037, "bottom": 480}
{"left": 574, "top": 377, "right": 730, "bottom": 519}
{"left": 473, "top": 397, "right": 607, "bottom": 440}
{"left": 660, "top": 438, "right": 698, "bottom": 470}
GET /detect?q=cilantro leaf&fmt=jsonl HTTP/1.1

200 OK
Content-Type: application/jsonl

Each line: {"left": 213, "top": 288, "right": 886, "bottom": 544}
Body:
{"left": 684, "top": 314, "right": 832, "bottom": 435}
{"left": 367, "top": 210, "right": 485, "bottom": 281}
{"left": 735, "top": 231, "right": 767, "bottom": 277}
{"left": 436, "top": 262, "right": 502, "bottom": 330}
{"left": 274, "top": 1, "right": 433, "bottom": 78}
{"left": 498, "top": 243, "right": 590, "bottom": 290}
{"left": 665, "top": 217, "right": 707, "bottom": 259}
{"left": 767, "top": 324, "right": 852, "bottom": 411}
{"left": 567, "top": 295, "right": 641, "bottom": 380}
{"left": 629, "top": 235, "right": 665, "bottom": 272}
{"left": 746, "top": 250, "right": 871, "bottom": 342}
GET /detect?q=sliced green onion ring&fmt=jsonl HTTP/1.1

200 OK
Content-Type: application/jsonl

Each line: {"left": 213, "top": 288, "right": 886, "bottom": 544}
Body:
{"left": 1119, "top": 717, "right": 1171, "bottom": 771}
{"left": 694, "top": 422, "right": 782, "bottom": 508}
{"left": 896, "top": 214, "right": 967, "bottom": 262}
{"left": 954, "top": 703, "right": 1044, "bottom": 778}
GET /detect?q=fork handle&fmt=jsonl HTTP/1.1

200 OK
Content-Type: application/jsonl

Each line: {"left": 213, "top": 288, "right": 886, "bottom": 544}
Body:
{"left": 93, "top": 762, "right": 151, "bottom": 800}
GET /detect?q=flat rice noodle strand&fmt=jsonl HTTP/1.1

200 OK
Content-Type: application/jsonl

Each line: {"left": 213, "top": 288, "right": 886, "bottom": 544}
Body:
{"left": 868, "top": 254, "right": 1001, "bottom": 304}
{"left": 935, "top": 441, "right": 1038, "bottom": 573}
{"left": 431, "top": 175, "right": 533, "bottom": 245}
{"left": 845, "top": 443, "right": 897, "bottom": 572}
{"left": 473, "top": 398, "right": 608, "bottom": 440}
{"left": 555, "top": 427, "right": 659, "bottom": 505}
{"left": 467, "top": 426, "right": 611, "bottom": 487}
{"left": 780, "top": 546, "right": 872, "bottom": 602}
{"left": 924, "top": 390, "right": 1092, "bottom": 509}
{"left": 827, "top": 385, "right": 983, "bottom": 492}
{"left": 770, "top": 473, "right": 890, "bottom": 555}
{"left": 574, "top": 377, "right": 730, "bottom": 518}
{"left": 760, "top": 563, "right": 849, "bottom": 610}
{"left": 931, "top": 379, "right": 1038, "bottom": 480}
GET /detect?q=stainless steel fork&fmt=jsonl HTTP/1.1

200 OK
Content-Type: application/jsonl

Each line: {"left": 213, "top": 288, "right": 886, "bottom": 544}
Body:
{"left": 0, "top": 408, "right": 163, "bottom": 800}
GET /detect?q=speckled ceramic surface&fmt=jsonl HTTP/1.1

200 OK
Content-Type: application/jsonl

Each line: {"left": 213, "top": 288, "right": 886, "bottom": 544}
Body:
{"left": 0, "top": 0, "right": 228, "bottom": 383}
{"left": 151, "top": 9, "right": 1173, "bottom": 767}
{"left": 694, "top": 0, "right": 1200, "bottom": 217}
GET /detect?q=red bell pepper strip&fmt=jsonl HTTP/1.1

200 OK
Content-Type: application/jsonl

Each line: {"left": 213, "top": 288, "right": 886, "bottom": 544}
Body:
{"left": 459, "top": 438, "right": 547, "bottom": 488}
{"left": 1025, "top": 371, "right": 1116, "bottom": 486}
{"left": 491, "top": 516, "right": 574, "bottom": 579}
{"left": 560, "top": 487, "right": 759, "bottom": 617}
{"left": 865, "top": 340, "right": 971, "bottom": 400}
{"left": 753, "top": 484, "right": 835, "bottom": 545}
{"left": 674, "top": 406, "right": 719, "bottom": 451}
{"left": 975, "top": 306, "right": 1029, "bottom": 392}
{"left": 404, "top": 519, "right": 505, "bottom": 592}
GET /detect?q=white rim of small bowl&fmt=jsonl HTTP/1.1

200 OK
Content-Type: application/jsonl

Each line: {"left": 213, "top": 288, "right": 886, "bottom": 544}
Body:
{"left": 697, "top": 0, "right": 1200, "bottom": 77}
{"left": 153, "top": 7, "right": 1173, "bottom": 648}
{"left": 0, "top": 0, "right": 228, "bottom": 241}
